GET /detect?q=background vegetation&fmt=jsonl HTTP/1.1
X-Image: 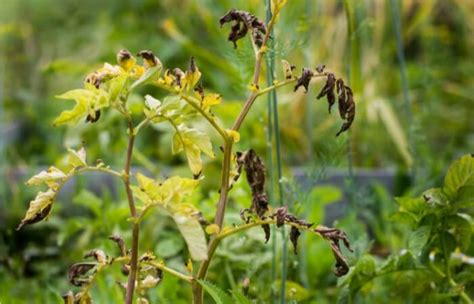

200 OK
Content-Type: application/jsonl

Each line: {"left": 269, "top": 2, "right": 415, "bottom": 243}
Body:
{"left": 0, "top": 0, "right": 472, "bottom": 303}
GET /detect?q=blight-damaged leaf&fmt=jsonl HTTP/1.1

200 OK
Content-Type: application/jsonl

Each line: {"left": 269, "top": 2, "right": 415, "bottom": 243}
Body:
{"left": 172, "top": 214, "right": 208, "bottom": 261}
{"left": 54, "top": 88, "right": 109, "bottom": 126}
{"left": 17, "top": 189, "right": 56, "bottom": 230}
{"left": 26, "top": 167, "right": 66, "bottom": 187}
{"left": 172, "top": 125, "right": 214, "bottom": 176}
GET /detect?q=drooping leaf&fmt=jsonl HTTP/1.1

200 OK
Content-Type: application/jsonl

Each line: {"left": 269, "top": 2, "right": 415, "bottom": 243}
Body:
{"left": 172, "top": 125, "right": 214, "bottom": 175}
{"left": 444, "top": 154, "right": 474, "bottom": 200}
{"left": 17, "top": 189, "right": 56, "bottom": 230}
{"left": 197, "top": 280, "right": 234, "bottom": 304}
{"left": 173, "top": 214, "right": 208, "bottom": 261}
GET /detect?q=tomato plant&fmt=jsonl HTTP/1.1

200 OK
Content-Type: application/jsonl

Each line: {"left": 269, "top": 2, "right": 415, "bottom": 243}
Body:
{"left": 17, "top": 2, "right": 357, "bottom": 303}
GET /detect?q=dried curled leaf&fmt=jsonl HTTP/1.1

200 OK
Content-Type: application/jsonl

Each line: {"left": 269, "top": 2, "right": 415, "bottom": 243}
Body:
{"left": 117, "top": 49, "right": 136, "bottom": 71}
{"left": 17, "top": 189, "right": 55, "bottom": 230}
{"left": 219, "top": 9, "right": 266, "bottom": 48}
{"left": 316, "top": 226, "right": 353, "bottom": 276}
{"left": 290, "top": 226, "right": 301, "bottom": 254}
{"left": 336, "top": 85, "right": 355, "bottom": 137}
{"left": 316, "top": 73, "right": 336, "bottom": 113}
{"left": 294, "top": 68, "right": 314, "bottom": 93}
{"left": 274, "top": 206, "right": 287, "bottom": 228}
{"left": 68, "top": 262, "right": 96, "bottom": 286}
{"left": 108, "top": 235, "right": 127, "bottom": 257}
{"left": 84, "top": 249, "right": 108, "bottom": 264}
{"left": 282, "top": 60, "right": 296, "bottom": 80}
{"left": 238, "top": 149, "right": 270, "bottom": 241}
{"left": 137, "top": 50, "right": 162, "bottom": 69}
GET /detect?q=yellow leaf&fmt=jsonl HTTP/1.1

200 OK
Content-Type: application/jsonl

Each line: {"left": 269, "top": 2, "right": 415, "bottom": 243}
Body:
{"left": 226, "top": 129, "right": 240, "bottom": 143}
{"left": 172, "top": 125, "right": 214, "bottom": 176}
{"left": 205, "top": 224, "right": 220, "bottom": 235}
{"left": 184, "top": 57, "right": 201, "bottom": 90}
{"left": 201, "top": 93, "right": 221, "bottom": 109}
{"left": 185, "top": 259, "right": 193, "bottom": 274}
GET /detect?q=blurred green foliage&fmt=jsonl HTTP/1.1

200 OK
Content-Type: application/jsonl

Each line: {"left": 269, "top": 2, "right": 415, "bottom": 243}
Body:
{"left": 1, "top": 0, "right": 473, "bottom": 303}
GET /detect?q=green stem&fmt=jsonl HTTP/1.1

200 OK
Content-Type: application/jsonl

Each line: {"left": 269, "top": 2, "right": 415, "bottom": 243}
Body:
{"left": 145, "top": 260, "right": 193, "bottom": 283}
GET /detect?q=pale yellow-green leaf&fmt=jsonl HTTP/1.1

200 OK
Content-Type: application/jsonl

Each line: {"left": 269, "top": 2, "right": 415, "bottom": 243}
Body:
{"left": 26, "top": 167, "right": 66, "bottom": 187}
{"left": 53, "top": 93, "right": 88, "bottom": 126}
{"left": 172, "top": 125, "right": 214, "bottom": 175}
{"left": 54, "top": 88, "right": 110, "bottom": 126}
{"left": 17, "top": 189, "right": 56, "bottom": 230}
{"left": 172, "top": 213, "right": 208, "bottom": 261}
{"left": 132, "top": 174, "right": 199, "bottom": 207}
{"left": 68, "top": 147, "right": 87, "bottom": 168}
{"left": 144, "top": 95, "right": 161, "bottom": 111}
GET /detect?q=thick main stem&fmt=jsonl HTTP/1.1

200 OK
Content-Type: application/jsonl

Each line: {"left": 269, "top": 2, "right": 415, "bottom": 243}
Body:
{"left": 124, "top": 119, "right": 139, "bottom": 304}
{"left": 193, "top": 10, "right": 279, "bottom": 303}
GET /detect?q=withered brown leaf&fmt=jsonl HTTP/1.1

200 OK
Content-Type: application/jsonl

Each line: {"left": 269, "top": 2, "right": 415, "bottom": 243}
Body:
{"left": 317, "top": 73, "right": 336, "bottom": 113}
{"left": 290, "top": 226, "right": 301, "bottom": 254}
{"left": 68, "top": 262, "right": 96, "bottom": 286}
{"left": 108, "top": 235, "right": 127, "bottom": 257}
{"left": 316, "top": 226, "right": 353, "bottom": 276}
{"left": 294, "top": 68, "right": 314, "bottom": 93}
{"left": 219, "top": 9, "right": 266, "bottom": 48}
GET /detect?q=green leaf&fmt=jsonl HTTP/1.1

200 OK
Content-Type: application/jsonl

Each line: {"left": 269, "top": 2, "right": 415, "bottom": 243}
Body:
{"left": 130, "top": 65, "right": 161, "bottom": 90}
{"left": 396, "top": 251, "right": 416, "bottom": 270}
{"left": 231, "top": 290, "right": 253, "bottom": 304}
{"left": 444, "top": 154, "right": 474, "bottom": 200}
{"left": 456, "top": 185, "right": 474, "bottom": 208}
{"left": 446, "top": 215, "right": 472, "bottom": 251}
{"left": 67, "top": 147, "right": 87, "bottom": 168}
{"left": 17, "top": 189, "right": 56, "bottom": 230}
{"left": 408, "top": 225, "right": 431, "bottom": 255}
{"left": 273, "top": 280, "right": 310, "bottom": 301}
{"left": 197, "top": 280, "right": 234, "bottom": 304}
{"left": 172, "top": 125, "right": 214, "bottom": 175}
{"left": 172, "top": 214, "right": 208, "bottom": 261}
{"left": 26, "top": 167, "right": 66, "bottom": 187}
